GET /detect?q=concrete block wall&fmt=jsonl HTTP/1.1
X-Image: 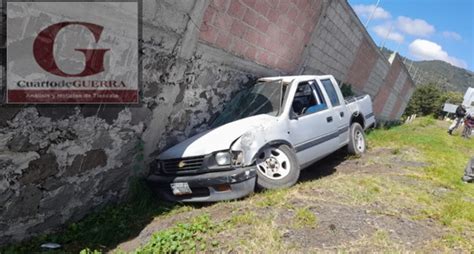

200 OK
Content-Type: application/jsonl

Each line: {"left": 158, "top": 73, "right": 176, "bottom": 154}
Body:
{"left": 345, "top": 38, "right": 379, "bottom": 93}
{"left": 396, "top": 79, "right": 416, "bottom": 118}
{"left": 364, "top": 58, "right": 390, "bottom": 98}
{"left": 301, "top": 0, "right": 416, "bottom": 121}
{"left": 0, "top": 0, "right": 416, "bottom": 244}
{"left": 372, "top": 58, "right": 401, "bottom": 117}
{"left": 303, "top": 1, "right": 364, "bottom": 79}
{"left": 372, "top": 54, "right": 415, "bottom": 120}
{"left": 199, "top": 0, "right": 323, "bottom": 72}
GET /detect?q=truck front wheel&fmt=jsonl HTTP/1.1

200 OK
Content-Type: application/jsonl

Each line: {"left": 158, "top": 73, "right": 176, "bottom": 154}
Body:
{"left": 255, "top": 144, "right": 300, "bottom": 190}
{"left": 347, "top": 123, "right": 366, "bottom": 155}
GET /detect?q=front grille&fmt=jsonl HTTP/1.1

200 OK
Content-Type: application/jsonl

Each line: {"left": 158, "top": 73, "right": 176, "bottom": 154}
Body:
{"left": 162, "top": 156, "right": 205, "bottom": 174}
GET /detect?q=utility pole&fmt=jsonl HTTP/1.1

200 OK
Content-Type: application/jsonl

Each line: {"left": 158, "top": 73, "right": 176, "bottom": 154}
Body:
{"left": 417, "top": 72, "right": 423, "bottom": 84}
{"left": 408, "top": 60, "right": 414, "bottom": 72}
{"left": 365, "top": 0, "right": 381, "bottom": 28}
{"left": 412, "top": 67, "right": 420, "bottom": 82}
{"left": 394, "top": 40, "right": 403, "bottom": 54}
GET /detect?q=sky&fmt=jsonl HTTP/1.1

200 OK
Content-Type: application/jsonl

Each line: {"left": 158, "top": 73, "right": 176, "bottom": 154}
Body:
{"left": 348, "top": 0, "right": 474, "bottom": 71}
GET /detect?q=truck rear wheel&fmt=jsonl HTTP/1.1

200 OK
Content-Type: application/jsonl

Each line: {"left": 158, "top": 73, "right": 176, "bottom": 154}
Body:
{"left": 255, "top": 144, "right": 300, "bottom": 190}
{"left": 347, "top": 123, "right": 366, "bottom": 155}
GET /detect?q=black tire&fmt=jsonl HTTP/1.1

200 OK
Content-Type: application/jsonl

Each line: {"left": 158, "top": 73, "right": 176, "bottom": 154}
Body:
{"left": 347, "top": 122, "right": 366, "bottom": 155}
{"left": 255, "top": 144, "right": 300, "bottom": 190}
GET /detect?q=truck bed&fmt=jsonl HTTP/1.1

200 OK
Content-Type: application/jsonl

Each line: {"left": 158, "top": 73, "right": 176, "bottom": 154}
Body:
{"left": 345, "top": 95, "right": 376, "bottom": 129}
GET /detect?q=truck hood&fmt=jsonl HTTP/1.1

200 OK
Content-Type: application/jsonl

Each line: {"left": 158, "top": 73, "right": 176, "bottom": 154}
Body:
{"left": 159, "top": 115, "right": 276, "bottom": 159}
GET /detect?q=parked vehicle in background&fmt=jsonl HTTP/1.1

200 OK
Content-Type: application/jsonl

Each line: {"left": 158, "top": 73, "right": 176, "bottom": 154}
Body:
{"left": 148, "top": 75, "right": 376, "bottom": 202}
{"left": 463, "top": 87, "right": 474, "bottom": 109}
{"left": 444, "top": 87, "right": 474, "bottom": 117}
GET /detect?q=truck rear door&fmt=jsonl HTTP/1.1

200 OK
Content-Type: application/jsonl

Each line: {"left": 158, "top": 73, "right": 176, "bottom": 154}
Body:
{"left": 318, "top": 78, "right": 350, "bottom": 147}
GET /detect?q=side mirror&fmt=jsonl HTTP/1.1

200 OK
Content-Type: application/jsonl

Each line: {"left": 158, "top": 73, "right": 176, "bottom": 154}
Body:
{"left": 290, "top": 110, "right": 299, "bottom": 120}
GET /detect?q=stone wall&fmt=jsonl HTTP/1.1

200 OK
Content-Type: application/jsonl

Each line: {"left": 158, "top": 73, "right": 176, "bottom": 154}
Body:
{"left": 1, "top": 0, "right": 5, "bottom": 102}
{"left": 0, "top": 0, "right": 279, "bottom": 244}
{"left": 0, "top": 0, "right": 415, "bottom": 244}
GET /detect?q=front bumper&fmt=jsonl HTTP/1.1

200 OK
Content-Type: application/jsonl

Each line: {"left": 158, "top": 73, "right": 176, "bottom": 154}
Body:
{"left": 147, "top": 166, "right": 256, "bottom": 202}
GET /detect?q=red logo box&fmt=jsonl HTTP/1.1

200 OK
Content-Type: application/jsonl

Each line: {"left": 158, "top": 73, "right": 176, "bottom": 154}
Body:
{"left": 5, "top": 0, "right": 140, "bottom": 104}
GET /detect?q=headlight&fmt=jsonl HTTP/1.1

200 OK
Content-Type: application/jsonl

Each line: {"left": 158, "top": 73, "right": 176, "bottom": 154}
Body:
{"left": 215, "top": 152, "right": 231, "bottom": 165}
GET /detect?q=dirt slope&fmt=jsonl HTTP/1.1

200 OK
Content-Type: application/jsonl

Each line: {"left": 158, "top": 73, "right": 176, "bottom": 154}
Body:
{"left": 114, "top": 144, "right": 465, "bottom": 253}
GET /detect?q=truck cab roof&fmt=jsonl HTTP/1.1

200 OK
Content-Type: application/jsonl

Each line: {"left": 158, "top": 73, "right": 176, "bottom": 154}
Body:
{"left": 258, "top": 75, "right": 336, "bottom": 84}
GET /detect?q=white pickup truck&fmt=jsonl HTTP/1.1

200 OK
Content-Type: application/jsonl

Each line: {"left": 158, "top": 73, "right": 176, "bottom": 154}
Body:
{"left": 148, "top": 75, "right": 375, "bottom": 202}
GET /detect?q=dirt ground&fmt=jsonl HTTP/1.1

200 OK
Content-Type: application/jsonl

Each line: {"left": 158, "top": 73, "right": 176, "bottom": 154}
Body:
{"left": 112, "top": 147, "right": 463, "bottom": 253}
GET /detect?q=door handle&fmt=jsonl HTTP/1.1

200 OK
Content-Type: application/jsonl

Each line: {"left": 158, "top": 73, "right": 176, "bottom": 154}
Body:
{"left": 327, "top": 116, "right": 333, "bottom": 123}
{"left": 340, "top": 112, "right": 344, "bottom": 117}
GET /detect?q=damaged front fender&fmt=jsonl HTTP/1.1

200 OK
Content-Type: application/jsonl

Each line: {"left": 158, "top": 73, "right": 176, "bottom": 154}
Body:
{"left": 231, "top": 123, "right": 293, "bottom": 166}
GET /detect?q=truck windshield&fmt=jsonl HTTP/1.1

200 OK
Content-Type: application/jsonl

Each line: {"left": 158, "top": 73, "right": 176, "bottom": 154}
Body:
{"left": 211, "top": 80, "right": 283, "bottom": 128}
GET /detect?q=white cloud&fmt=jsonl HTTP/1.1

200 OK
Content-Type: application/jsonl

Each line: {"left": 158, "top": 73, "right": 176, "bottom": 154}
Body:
{"left": 408, "top": 39, "right": 467, "bottom": 68}
{"left": 396, "top": 16, "right": 435, "bottom": 37}
{"left": 373, "top": 24, "right": 404, "bottom": 43}
{"left": 353, "top": 4, "right": 391, "bottom": 20}
{"left": 442, "top": 31, "right": 462, "bottom": 41}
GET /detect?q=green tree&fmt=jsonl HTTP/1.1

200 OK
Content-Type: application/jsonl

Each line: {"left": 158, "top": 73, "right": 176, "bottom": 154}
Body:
{"left": 404, "top": 84, "right": 442, "bottom": 117}
{"left": 340, "top": 83, "right": 354, "bottom": 97}
{"left": 404, "top": 84, "right": 464, "bottom": 118}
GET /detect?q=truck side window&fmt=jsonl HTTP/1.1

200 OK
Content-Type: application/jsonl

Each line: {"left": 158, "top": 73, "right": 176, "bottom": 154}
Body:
{"left": 305, "top": 81, "right": 328, "bottom": 114}
{"left": 321, "top": 79, "right": 340, "bottom": 107}
{"left": 292, "top": 81, "right": 327, "bottom": 116}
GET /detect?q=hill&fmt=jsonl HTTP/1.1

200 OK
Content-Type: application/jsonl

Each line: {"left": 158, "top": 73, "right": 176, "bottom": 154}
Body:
{"left": 381, "top": 48, "right": 474, "bottom": 93}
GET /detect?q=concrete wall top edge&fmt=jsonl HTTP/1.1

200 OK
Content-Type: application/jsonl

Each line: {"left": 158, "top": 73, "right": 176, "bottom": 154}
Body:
{"left": 392, "top": 53, "right": 417, "bottom": 88}
{"left": 341, "top": 0, "right": 390, "bottom": 65}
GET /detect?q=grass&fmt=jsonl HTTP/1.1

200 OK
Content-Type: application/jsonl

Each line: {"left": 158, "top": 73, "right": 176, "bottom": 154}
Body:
{"left": 221, "top": 216, "right": 284, "bottom": 253}
{"left": 254, "top": 188, "right": 289, "bottom": 207}
{"left": 335, "top": 229, "right": 404, "bottom": 252}
{"left": 292, "top": 207, "right": 317, "bottom": 228}
{"left": 368, "top": 118, "right": 472, "bottom": 189}
{"left": 131, "top": 214, "right": 218, "bottom": 254}
{"left": 228, "top": 211, "right": 257, "bottom": 226}
{"left": 367, "top": 118, "right": 474, "bottom": 249}
{"left": 2, "top": 117, "right": 474, "bottom": 253}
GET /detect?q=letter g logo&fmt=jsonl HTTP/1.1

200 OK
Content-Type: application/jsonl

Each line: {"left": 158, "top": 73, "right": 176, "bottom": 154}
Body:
{"left": 33, "top": 22, "right": 109, "bottom": 77}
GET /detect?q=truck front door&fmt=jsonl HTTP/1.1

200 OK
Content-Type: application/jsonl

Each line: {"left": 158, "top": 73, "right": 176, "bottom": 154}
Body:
{"left": 289, "top": 80, "right": 338, "bottom": 167}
